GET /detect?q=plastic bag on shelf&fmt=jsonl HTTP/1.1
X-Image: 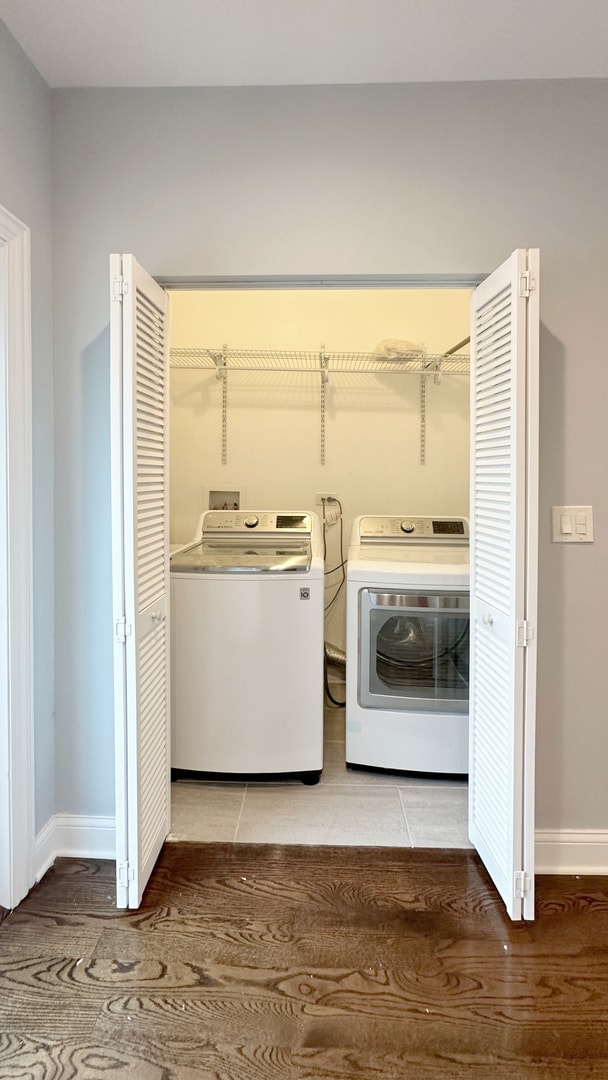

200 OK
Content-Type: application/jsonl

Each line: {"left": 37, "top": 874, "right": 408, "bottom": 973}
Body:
{"left": 373, "top": 338, "right": 427, "bottom": 360}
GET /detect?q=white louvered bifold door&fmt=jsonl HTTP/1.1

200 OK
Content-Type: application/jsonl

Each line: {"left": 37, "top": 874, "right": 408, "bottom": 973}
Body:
{"left": 111, "top": 254, "right": 170, "bottom": 909}
{"left": 469, "top": 249, "right": 539, "bottom": 921}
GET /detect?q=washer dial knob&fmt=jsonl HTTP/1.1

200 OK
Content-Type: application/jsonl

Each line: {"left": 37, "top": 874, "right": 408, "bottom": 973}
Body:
{"left": 400, "top": 520, "right": 415, "bottom": 534}
{"left": 243, "top": 515, "right": 259, "bottom": 529}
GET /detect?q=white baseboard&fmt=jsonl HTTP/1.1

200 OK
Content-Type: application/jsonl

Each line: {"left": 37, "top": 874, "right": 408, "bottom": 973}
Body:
{"left": 35, "top": 814, "right": 116, "bottom": 882}
{"left": 535, "top": 830, "right": 608, "bottom": 874}
{"left": 33, "top": 818, "right": 607, "bottom": 881}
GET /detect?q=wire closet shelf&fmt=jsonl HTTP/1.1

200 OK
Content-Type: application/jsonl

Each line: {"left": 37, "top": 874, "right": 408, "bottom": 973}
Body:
{"left": 169, "top": 344, "right": 470, "bottom": 466}
{"left": 169, "top": 346, "right": 470, "bottom": 377}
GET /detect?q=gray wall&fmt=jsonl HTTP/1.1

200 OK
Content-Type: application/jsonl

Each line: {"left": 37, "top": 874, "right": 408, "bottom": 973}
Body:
{"left": 50, "top": 81, "right": 608, "bottom": 834}
{"left": 51, "top": 82, "right": 608, "bottom": 833}
{"left": 0, "top": 22, "right": 55, "bottom": 832}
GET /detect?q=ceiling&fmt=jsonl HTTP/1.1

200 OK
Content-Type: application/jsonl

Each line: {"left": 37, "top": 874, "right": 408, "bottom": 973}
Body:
{"left": 1, "top": 0, "right": 608, "bottom": 89}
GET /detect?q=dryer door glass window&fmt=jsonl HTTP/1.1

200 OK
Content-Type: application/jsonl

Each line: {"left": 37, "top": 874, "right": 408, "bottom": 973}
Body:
{"left": 359, "top": 590, "right": 469, "bottom": 711}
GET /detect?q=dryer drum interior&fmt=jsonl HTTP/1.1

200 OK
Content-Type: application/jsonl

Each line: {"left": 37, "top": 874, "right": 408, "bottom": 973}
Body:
{"left": 375, "top": 612, "right": 470, "bottom": 692}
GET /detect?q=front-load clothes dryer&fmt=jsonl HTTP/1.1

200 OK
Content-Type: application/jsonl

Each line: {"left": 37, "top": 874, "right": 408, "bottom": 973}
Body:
{"left": 171, "top": 510, "right": 324, "bottom": 783}
{"left": 346, "top": 515, "right": 470, "bottom": 775}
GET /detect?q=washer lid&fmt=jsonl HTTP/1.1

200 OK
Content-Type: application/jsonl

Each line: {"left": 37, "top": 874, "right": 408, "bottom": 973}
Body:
{"left": 170, "top": 538, "right": 312, "bottom": 573}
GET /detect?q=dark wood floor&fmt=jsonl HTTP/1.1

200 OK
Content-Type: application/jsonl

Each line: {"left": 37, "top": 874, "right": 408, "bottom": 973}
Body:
{"left": 0, "top": 844, "right": 607, "bottom": 1078}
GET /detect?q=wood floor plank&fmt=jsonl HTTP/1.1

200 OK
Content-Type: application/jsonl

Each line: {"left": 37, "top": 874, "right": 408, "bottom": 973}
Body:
{"left": 91, "top": 984, "right": 608, "bottom": 1059}
{"left": 43, "top": 856, "right": 116, "bottom": 882}
{"left": 0, "top": 926, "right": 103, "bottom": 952}
{"left": 6, "top": 948, "right": 600, "bottom": 1023}
{"left": 299, "top": 1011, "right": 608, "bottom": 1061}
{"left": 90, "top": 920, "right": 437, "bottom": 968}
{"left": 143, "top": 858, "right": 501, "bottom": 920}
{"left": 0, "top": 1033, "right": 210, "bottom": 1078}
{"left": 93, "top": 992, "right": 312, "bottom": 1051}
{"left": 0, "top": 988, "right": 101, "bottom": 1039}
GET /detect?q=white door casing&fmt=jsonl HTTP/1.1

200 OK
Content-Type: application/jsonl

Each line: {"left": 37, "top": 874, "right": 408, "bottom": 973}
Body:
{"left": 107, "top": 251, "right": 539, "bottom": 917}
{"left": 469, "top": 249, "right": 539, "bottom": 921}
{"left": 111, "top": 254, "right": 170, "bottom": 909}
{"left": 0, "top": 205, "right": 34, "bottom": 912}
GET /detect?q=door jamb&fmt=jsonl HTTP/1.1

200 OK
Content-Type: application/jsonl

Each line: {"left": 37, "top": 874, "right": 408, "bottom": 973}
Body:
{"left": 0, "top": 204, "right": 34, "bottom": 911}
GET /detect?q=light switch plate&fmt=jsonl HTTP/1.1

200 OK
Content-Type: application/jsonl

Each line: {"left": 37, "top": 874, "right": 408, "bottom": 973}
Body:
{"left": 552, "top": 505, "right": 594, "bottom": 543}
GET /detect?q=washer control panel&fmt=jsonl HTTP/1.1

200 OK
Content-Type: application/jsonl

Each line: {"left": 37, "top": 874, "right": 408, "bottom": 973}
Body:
{"left": 359, "top": 515, "right": 469, "bottom": 543}
{"left": 202, "top": 510, "right": 313, "bottom": 536}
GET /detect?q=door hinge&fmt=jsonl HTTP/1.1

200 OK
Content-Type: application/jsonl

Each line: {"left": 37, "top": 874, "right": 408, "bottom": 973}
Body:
{"left": 516, "top": 620, "right": 534, "bottom": 647}
{"left": 118, "top": 861, "right": 135, "bottom": 886}
{"left": 514, "top": 870, "right": 531, "bottom": 898}
{"left": 115, "top": 616, "right": 132, "bottom": 643}
{"left": 112, "top": 275, "right": 129, "bottom": 301}
{"left": 519, "top": 270, "right": 536, "bottom": 298}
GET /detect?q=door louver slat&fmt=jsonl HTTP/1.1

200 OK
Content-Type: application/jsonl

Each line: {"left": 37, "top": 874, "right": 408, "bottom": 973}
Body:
{"left": 471, "top": 620, "right": 511, "bottom": 875}
{"left": 472, "top": 286, "right": 513, "bottom": 615}
{"left": 135, "top": 283, "right": 166, "bottom": 611}
{"left": 137, "top": 626, "right": 168, "bottom": 876}
{"left": 133, "top": 277, "right": 169, "bottom": 885}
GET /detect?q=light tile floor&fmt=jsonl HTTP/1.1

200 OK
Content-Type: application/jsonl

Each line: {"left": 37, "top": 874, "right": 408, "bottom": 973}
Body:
{"left": 170, "top": 699, "right": 471, "bottom": 848}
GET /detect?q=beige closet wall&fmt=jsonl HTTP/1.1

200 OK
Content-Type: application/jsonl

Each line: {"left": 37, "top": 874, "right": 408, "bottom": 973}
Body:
{"left": 169, "top": 288, "right": 470, "bottom": 645}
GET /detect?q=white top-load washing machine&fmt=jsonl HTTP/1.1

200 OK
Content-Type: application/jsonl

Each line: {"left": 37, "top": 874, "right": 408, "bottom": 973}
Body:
{"left": 346, "top": 515, "right": 470, "bottom": 775}
{"left": 171, "top": 510, "right": 324, "bottom": 784}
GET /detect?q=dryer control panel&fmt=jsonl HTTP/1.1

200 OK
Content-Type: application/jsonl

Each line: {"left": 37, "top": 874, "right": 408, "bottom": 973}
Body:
{"left": 358, "top": 516, "right": 469, "bottom": 543}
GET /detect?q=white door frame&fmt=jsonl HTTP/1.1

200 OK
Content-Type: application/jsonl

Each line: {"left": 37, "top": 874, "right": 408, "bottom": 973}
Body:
{"left": 0, "top": 204, "right": 34, "bottom": 911}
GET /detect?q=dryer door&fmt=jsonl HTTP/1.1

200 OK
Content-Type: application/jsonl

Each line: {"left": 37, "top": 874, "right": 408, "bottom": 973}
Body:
{"left": 359, "top": 589, "right": 469, "bottom": 711}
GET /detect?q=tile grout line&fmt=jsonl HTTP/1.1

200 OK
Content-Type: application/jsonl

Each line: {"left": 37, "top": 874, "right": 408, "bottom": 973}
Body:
{"left": 397, "top": 787, "right": 415, "bottom": 848}
{"left": 232, "top": 785, "right": 248, "bottom": 843}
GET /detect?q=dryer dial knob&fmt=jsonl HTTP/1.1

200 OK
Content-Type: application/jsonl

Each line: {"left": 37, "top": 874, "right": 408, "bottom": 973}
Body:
{"left": 400, "top": 520, "right": 415, "bottom": 534}
{"left": 244, "top": 515, "right": 259, "bottom": 528}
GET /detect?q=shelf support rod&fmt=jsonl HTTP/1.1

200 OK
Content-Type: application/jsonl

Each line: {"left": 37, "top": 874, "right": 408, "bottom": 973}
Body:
{"left": 445, "top": 335, "right": 471, "bottom": 356}
{"left": 220, "top": 343, "right": 228, "bottom": 465}
{"left": 420, "top": 374, "right": 427, "bottom": 466}
{"left": 320, "top": 346, "right": 328, "bottom": 465}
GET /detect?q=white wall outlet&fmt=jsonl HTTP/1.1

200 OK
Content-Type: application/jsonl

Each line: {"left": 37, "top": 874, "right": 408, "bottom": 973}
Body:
{"left": 315, "top": 492, "right": 337, "bottom": 505}
{"left": 551, "top": 505, "right": 594, "bottom": 543}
